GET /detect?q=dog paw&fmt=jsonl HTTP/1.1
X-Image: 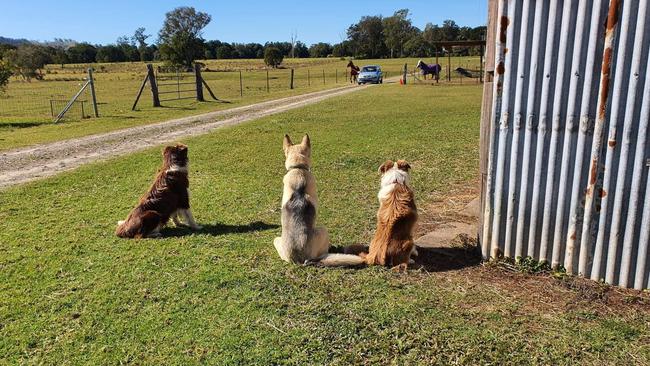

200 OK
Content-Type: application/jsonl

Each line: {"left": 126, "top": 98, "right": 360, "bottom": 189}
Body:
{"left": 117, "top": 220, "right": 125, "bottom": 226}
{"left": 391, "top": 263, "right": 408, "bottom": 272}
{"left": 192, "top": 225, "right": 203, "bottom": 231}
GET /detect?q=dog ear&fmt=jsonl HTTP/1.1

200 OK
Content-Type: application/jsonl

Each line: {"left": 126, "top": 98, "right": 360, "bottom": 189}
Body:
{"left": 396, "top": 160, "right": 411, "bottom": 172}
{"left": 301, "top": 134, "right": 310, "bottom": 148}
{"left": 176, "top": 143, "right": 188, "bottom": 152}
{"left": 283, "top": 134, "right": 293, "bottom": 151}
{"left": 378, "top": 160, "right": 394, "bottom": 174}
{"left": 163, "top": 146, "right": 173, "bottom": 156}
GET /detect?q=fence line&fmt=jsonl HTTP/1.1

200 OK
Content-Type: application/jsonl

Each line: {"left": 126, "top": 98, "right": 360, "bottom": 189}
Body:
{"left": 1, "top": 58, "right": 483, "bottom": 122}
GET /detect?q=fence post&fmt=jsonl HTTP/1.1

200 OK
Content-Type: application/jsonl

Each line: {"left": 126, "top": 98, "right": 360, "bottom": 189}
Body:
{"left": 239, "top": 70, "right": 243, "bottom": 97}
{"left": 132, "top": 72, "right": 149, "bottom": 110}
{"left": 266, "top": 69, "right": 270, "bottom": 92}
{"left": 194, "top": 64, "right": 205, "bottom": 102}
{"left": 448, "top": 52, "right": 451, "bottom": 82}
{"left": 87, "top": 68, "right": 99, "bottom": 117}
{"left": 290, "top": 69, "right": 294, "bottom": 89}
{"left": 147, "top": 64, "right": 160, "bottom": 107}
{"left": 478, "top": 45, "right": 483, "bottom": 84}
{"left": 335, "top": 69, "right": 338, "bottom": 83}
{"left": 322, "top": 69, "right": 325, "bottom": 85}
{"left": 402, "top": 63, "right": 407, "bottom": 84}
{"left": 308, "top": 69, "right": 311, "bottom": 86}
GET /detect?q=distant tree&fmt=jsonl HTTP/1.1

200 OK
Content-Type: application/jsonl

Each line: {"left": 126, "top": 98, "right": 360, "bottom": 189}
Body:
{"left": 216, "top": 44, "right": 234, "bottom": 59}
{"left": 289, "top": 30, "right": 298, "bottom": 58}
{"left": 0, "top": 44, "right": 17, "bottom": 60}
{"left": 383, "top": 9, "right": 417, "bottom": 58}
{"left": 293, "top": 41, "right": 309, "bottom": 58}
{"left": 403, "top": 33, "right": 427, "bottom": 57}
{"left": 423, "top": 23, "right": 444, "bottom": 55}
{"left": 0, "top": 60, "right": 12, "bottom": 93}
{"left": 347, "top": 15, "right": 386, "bottom": 58}
{"left": 264, "top": 42, "right": 292, "bottom": 56}
{"left": 116, "top": 36, "right": 139, "bottom": 62}
{"left": 309, "top": 42, "right": 333, "bottom": 58}
{"left": 441, "top": 20, "right": 460, "bottom": 41}
{"left": 332, "top": 41, "right": 353, "bottom": 57}
{"left": 141, "top": 45, "right": 157, "bottom": 61}
{"left": 132, "top": 27, "right": 151, "bottom": 61}
{"left": 48, "top": 46, "right": 69, "bottom": 67}
{"left": 96, "top": 45, "right": 127, "bottom": 63}
{"left": 264, "top": 47, "right": 283, "bottom": 68}
{"left": 158, "top": 6, "right": 211, "bottom": 67}
{"left": 204, "top": 40, "right": 222, "bottom": 59}
{"left": 66, "top": 43, "right": 97, "bottom": 63}
{"left": 5, "top": 44, "right": 51, "bottom": 80}
{"left": 233, "top": 43, "right": 264, "bottom": 58}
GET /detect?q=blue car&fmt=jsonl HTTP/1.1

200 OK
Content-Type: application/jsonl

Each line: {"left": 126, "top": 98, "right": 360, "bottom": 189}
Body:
{"left": 357, "top": 65, "right": 383, "bottom": 85}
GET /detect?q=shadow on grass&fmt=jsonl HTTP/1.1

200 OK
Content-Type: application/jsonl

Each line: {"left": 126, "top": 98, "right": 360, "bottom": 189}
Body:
{"left": 161, "top": 220, "right": 279, "bottom": 237}
{"left": 0, "top": 121, "right": 49, "bottom": 129}
{"left": 411, "top": 246, "right": 481, "bottom": 272}
{"left": 329, "top": 244, "right": 481, "bottom": 272}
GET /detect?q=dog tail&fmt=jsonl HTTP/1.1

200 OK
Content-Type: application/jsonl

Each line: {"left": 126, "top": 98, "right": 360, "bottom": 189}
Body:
{"left": 305, "top": 253, "right": 366, "bottom": 267}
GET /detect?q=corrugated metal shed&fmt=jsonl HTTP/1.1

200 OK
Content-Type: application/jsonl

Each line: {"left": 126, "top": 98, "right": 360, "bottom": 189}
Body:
{"left": 480, "top": 0, "right": 650, "bottom": 289}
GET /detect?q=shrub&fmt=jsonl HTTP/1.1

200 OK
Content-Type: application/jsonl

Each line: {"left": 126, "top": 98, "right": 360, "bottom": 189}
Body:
{"left": 264, "top": 47, "right": 283, "bottom": 68}
{"left": 0, "top": 60, "right": 12, "bottom": 93}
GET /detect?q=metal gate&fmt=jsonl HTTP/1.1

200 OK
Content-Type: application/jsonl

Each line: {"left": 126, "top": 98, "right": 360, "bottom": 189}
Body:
{"left": 481, "top": 0, "right": 650, "bottom": 289}
{"left": 156, "top": 66, "right": 198, "bottom": 102}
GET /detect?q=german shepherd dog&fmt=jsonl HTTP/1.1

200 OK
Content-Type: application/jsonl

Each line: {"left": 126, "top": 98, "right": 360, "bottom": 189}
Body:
{"left": 115, "top": 143, "right": 202, "bottom": 238}
{"left": 273, "top": 134, "right": 364, "bottom": 266}
{"left": 362, "top": 160, "right": 418, "bottom": 269}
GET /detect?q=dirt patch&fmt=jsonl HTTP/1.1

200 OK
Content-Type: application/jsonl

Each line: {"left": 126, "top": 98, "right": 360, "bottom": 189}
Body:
{"left": 413, "top": 181, "right": 650, "bottom": 316}
{"left": 416, "top": 179, "right": 480, "bottom": 237}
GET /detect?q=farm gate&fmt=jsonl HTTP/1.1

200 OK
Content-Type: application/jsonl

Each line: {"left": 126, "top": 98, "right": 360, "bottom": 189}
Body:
{"left": 132, "top": 64, "right": 218, "bottom": 110}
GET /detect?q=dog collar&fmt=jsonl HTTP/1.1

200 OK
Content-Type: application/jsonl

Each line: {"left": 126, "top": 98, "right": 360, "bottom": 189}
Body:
{"left": 288, "top": 164, "right": 310, "bottom": 171}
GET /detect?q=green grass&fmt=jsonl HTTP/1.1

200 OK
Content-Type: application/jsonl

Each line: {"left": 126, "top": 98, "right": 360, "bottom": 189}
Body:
{"left": 1, "top": 84, "right": 647, "bottom": 365}
{"left": 0, "top": 57, "right": 482, "bottom": 151}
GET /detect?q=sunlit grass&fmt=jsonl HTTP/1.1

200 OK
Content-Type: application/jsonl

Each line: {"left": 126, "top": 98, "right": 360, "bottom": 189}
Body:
{"left": 1, "top": 84, "right": 647, "bottom": 365}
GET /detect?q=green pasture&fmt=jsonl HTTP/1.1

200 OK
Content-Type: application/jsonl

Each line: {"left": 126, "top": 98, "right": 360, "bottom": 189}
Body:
{"left": 0, "top": 57, "right": 482, "bottom": 151}
{"left": 1, "top": 84, "right": 647, "bottom": 365}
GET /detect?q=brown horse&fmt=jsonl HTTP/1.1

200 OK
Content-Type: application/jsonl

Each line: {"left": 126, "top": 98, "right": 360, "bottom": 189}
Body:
{"left": 347, "top": 60, "right": 360, "bottom": 83}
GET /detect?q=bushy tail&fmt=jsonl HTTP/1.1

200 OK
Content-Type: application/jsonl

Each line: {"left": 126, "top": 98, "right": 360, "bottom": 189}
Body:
{"left": 306, "top": 253, "right": 366, "bottom": 267}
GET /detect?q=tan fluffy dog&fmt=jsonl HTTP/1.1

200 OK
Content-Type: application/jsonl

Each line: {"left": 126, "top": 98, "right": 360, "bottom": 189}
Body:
{"left": 362, "top": 160, "right": 418, "bottom": 269}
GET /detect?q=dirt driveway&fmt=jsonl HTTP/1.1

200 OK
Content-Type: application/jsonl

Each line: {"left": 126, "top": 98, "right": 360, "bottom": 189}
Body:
{"left": 0, "top": 83, "right": 379, "bottom": 190}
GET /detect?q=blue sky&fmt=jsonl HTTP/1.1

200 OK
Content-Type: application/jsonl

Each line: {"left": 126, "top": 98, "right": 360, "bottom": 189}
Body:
{"left": 0, "top": 0, "right": 487, "bottom": 45}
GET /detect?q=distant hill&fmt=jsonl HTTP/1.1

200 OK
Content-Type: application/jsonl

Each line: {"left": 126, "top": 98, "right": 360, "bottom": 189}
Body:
{"left": 0, "top": 36, "right": 31, "bottom": 46}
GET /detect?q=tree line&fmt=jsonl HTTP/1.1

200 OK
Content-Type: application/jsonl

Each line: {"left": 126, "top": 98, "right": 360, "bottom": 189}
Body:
{"left": 0, "top": 7, "right": 486, "bottom": 84}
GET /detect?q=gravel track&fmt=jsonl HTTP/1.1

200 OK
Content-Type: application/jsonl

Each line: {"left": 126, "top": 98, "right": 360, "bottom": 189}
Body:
{"left": 0, "top": 83, "right": 377, "bottom": 190}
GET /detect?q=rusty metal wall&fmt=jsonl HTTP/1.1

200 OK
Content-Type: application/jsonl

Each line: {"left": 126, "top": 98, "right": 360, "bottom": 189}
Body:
{"left": 481, "top": 0, "right": 650, "bottom": 289}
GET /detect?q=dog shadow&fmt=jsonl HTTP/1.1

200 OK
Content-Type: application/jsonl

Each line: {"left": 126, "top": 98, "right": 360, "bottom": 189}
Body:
{"left": 329, "top": 243, "right": 481, "bottom": 272}
{"left": 161, "top": 221, "right": 279, "bottom": 237}
{"left": 411, "top": 245, "right": 482, "bottom": 272}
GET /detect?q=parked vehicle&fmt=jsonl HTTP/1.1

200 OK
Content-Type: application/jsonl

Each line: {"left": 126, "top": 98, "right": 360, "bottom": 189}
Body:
{"left": 357, "top": 65, "right": 383, "bottom": 84}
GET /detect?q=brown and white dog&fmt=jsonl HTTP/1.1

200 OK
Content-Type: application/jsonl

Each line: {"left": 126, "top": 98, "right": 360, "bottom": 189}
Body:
{"left": 115, "top": 143, "right": 202, "bottom": 238}
{"left": 362, "top": 160, "right": 418, "bottom": 269}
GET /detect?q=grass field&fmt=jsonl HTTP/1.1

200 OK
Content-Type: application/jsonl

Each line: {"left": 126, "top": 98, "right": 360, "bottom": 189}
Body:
{"left": 1, "top": 83, "right": 648, "bottom": 365}
{"left": 0, "top": 57, "right": 482, "bottom": 151}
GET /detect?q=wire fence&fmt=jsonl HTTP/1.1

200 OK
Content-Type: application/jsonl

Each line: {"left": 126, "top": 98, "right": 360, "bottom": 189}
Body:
{"left": 0, "top": 58, "right": 484, "bottom": 123}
